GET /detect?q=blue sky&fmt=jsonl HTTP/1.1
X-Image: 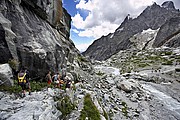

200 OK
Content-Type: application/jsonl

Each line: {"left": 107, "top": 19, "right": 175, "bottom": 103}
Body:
{"left": 63, "top": 0, "right": 180, "bottom": 52}
{"left": 63, "top": 0, "right": 94, "bottom": 52}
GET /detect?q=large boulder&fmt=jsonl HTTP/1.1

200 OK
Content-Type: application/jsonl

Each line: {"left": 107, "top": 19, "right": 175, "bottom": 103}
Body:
{"left": 116, "top": 79, "right": 139, "bottom": 93}
{"left": 0, "top": 63, "right": 14, "bottom": 86}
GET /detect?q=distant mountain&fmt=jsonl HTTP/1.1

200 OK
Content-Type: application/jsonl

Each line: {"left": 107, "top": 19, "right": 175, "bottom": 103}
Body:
{"left": 83, "top": 1, "right": 180, "bottom": 61}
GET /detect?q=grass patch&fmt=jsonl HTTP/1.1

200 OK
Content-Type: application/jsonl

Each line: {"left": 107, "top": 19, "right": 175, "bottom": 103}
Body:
{"left": 77, "top": 55, "right": 88, "bottom": 62}
{"left": 79, "top": 94, "right": 101, "bottom": 120}
{"left": 138, "top": 63, "right": 150, "bottom": 68}
{"left": 30, "top": 81, "right": 47, "bottom": 92}
{"left": 96, "top": 71, "right": 105, "bottom": 76}
{"left": 0, "top": 80, "right": 48, "bottom": 93}
{"left": 103, "top": 108, "right": 108, "bottom": 120}
{"left": 121, "top": 101, "right": 128, "bottom": 118}
{"left": 57, "top": 96, "right": 76, "bottom": 119}
{"left": 164, "top": 51, "right": 172, "bottom": 55}
{"left": 0, "top": 84, "right": 21, "bottom": 94}
{"left": 162, "top": 60, "right": 173, "bottom": 65}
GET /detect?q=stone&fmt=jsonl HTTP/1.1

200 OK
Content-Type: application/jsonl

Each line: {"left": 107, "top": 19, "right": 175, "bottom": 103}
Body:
{"left": 130, "top": 93, "right": 138, "bottom": 102}
{"left": 0, "top": 63, "right": 14, "bottom": 86}
{"left": 116, "top": 79, "right": 139, "bottom": 93}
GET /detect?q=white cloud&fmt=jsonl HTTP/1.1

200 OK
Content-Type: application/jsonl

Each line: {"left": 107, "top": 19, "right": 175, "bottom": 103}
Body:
{"left": 72, "top": 29, "right": 79, "bottom": 34}
{"left": 78, "top": 21, "right": 118, "bottom": 38}
{"left": 71, "top": 12, "right": 85, "bottom": 29}
{"left": 75, "top": 42, "right": 93, "bottom": 52}
{"left": 74, "top": 0, "right": 80, "bottom": 3}
{"left": 71, "top": 0, "right": 180, "bottom": 49}
{"left": 72, "top": 0, "right": 161, "bottom": 39}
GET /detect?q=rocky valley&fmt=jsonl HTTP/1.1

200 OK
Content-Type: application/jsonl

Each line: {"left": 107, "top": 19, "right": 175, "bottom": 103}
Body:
{"left": 0, "top": 0, "right": 180, "bottom": 120}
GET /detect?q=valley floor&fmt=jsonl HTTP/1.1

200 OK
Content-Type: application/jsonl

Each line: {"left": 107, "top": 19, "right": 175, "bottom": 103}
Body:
{"left": 0, "top": 62, "right": 180, "bottom": 120}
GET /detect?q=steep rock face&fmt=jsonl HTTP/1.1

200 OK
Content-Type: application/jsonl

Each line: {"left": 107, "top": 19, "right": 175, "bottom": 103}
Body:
{"left": 162, "top": 1, "right": 175, "bottom": 9}
{"left": 129, "top": 28, "right": 159, "bottom": 50}
{"left": 0, "top": 0, "right": 79, "bottom": 78}
{"left": 0, "top": 23, "right": 12, "bottom": 62}
{"left": 153, "top": 17, "right": 180, "bottom": 47}
{"left": 83, "top": 1, "right": 180, "bottom": 61}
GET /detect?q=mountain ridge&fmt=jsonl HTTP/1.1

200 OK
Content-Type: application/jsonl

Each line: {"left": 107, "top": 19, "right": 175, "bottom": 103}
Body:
{"left": 83, "top": 1, "right": 180, "bottom": 61}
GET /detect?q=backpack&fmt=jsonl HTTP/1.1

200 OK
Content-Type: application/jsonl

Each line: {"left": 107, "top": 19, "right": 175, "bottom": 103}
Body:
{"left": 18, "top": 72, "right": 26, "bottom": 83}
{"left": 53, "top": 74, "right": 58, "bottom": 82}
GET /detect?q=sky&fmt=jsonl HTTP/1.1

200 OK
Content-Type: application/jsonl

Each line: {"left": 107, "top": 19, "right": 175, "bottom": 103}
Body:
{"left": 62, "top": 0, "right": 180, "bottom": 52}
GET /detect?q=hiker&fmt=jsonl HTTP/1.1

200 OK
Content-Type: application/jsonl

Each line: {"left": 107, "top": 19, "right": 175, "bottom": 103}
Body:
{"left": 59, "top": 74, "right": 64, "bottom": 89}
{"left": 52, "top": 72, "right": 60, "bottom": 88}
{"left": 61, "top": 68, "right": 66, "bottom": 80}
{"left": 65, "top": 76, "right": 71, "bottom": 89}
{"left": 18, "top": 67, "right": 31, "bottom": 97}
{"left": 46, "top": 71, "right": 52, "bottom": 87}
{"left": 25, "top": 68, "right": 31, "bottom": 95}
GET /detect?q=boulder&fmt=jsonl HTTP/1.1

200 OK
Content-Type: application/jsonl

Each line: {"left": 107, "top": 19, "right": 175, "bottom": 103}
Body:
{"left": 116, "top": 79, "right": 139, "bottom": 93}
{"left": 0, "top": 63, "right": 14, "bottom": 86}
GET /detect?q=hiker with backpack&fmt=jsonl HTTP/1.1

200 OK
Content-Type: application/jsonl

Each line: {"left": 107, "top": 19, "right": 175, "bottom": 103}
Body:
{"left": 52, "top": 72, "right": 60, "bottom": 88}
{"left": 46, "top": 71, "right": 52, "bottom": 87}
{"left": 65, "top": 76, "right": 72, "bottom": 89}
{"left": 18, "top": 67, "right": 31, "bottom": 97}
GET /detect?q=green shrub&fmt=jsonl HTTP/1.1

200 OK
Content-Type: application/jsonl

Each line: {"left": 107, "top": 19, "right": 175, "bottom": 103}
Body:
{"left": 78, "top": 56, "right": 88, "bottom": 62}
{"left": 162, "top": 60, "right": 173, "bottom": 65}
{"left": 0, "top": 80, "right": 47, "bottom": 93}
{"left": 164, "top": 51, "right": 172, "bottom": 55}
{"left": 57, "top": 96, "right": 75, "bottom": 118}
{"left": 0, "top": 84, "right": 21, "bottom": 93}
{"left": 121, "top": 101, "right": 128, "bottom": 118}
{"left": 30, "top": 81, "right": 47, "bottom": 92}
{"left": 96, "top": 71, "right": 105, "bottom": 76}
{"left": 103, "top": 108, "right": 108, "bottom": 120}
{"left": 0, "top": 80, "right": 22, "bottom": 93}
{"left": 138, "top": 63, "right": 149, "bottom": 68}
{"left": 8, "top": 59, "right": 20, "bottom": 71}
{"left": 79, "top": 94, "right": 101, "bottom": 120}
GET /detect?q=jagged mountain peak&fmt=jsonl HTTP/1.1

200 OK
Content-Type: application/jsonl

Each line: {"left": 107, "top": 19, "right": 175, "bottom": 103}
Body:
{"left": 161, "top": 1, "right": 175, "bottom": 9}
{"left": 83, "top": 1, "right": 180, "bottom": 61}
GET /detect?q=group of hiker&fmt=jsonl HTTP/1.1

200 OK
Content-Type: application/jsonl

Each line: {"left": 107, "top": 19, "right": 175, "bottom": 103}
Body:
{"left": 17, "top": 67, "right": 72, "bottom": 97}
{"left": 45, "top": 71, "right": 72, "bottom": 89}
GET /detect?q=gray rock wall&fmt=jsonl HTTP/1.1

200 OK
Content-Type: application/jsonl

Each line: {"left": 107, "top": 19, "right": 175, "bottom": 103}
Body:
{"left": 0, "top": 0, "right": 79, "bottom": 78}
{"left": 153, "top": 17, "right": 180, "bottom": 47}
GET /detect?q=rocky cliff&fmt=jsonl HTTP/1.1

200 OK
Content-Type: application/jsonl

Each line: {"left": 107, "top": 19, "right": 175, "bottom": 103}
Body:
{"left": 83, "top": 1, "right": 180, "bottom": 61}
{"left": 0, "top": 0, "right": 80, "bottom": 78}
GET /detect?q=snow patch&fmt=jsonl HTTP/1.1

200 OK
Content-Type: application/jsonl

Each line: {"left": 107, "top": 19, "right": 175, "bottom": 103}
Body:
{"left": 116, "top": 27, "right": 124, "bottom": 32}
{"left": 142, "top": 28, "right": 157, "bottom": 34}
{"left": 110, "top": 33, "right": 114, "bottom": 38}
